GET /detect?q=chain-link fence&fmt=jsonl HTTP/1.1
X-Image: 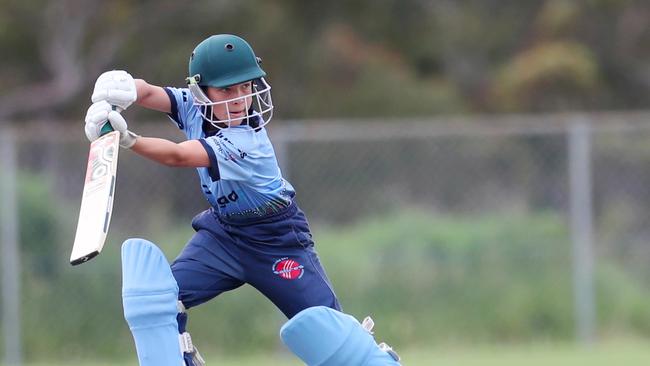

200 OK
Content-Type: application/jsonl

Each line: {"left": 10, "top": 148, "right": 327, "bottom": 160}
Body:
{"left": 2, "top": 112, "right": 650, "bottom": 364}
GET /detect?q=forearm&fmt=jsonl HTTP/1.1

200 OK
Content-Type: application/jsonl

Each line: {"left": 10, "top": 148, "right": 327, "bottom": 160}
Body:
{"left": 131, "top": 137, "right": 209, "bottom": 168}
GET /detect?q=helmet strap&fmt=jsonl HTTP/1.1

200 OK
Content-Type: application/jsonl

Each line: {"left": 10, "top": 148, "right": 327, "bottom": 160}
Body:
{"left": 186, "top": 75, "right": 212, "bottom": 104}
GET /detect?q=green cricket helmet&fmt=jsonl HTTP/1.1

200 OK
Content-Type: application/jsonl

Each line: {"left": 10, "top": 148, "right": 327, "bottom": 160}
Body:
{"left": 187, "top": 34, "right": 273, "bottom": 130}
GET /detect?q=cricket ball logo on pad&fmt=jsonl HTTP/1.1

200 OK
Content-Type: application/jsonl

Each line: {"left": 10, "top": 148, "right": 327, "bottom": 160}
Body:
{"left": 272, "top": 257, "right": 304, "bottom": 280}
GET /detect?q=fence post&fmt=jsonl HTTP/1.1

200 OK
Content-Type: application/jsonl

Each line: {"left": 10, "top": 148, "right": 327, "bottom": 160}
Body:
{"left": 1, "top": 125, "right": 22, "bottom": 365}
{"left": 568, "top": 120, "right": 596, "bottom": 345}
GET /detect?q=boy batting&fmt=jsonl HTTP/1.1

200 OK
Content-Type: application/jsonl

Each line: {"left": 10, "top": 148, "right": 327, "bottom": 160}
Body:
{"left": 85, "top": 34, "right": 400, "bottom": 365}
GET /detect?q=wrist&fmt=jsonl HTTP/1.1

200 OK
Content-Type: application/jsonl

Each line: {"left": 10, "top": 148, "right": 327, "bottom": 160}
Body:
{"left": 120, "top": 130, "right": 140, "bottom": 149}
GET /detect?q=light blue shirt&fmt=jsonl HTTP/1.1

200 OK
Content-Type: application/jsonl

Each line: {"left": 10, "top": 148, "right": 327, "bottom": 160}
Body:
{"left": 164, "top": 87, "right": 295, "bottom": 223}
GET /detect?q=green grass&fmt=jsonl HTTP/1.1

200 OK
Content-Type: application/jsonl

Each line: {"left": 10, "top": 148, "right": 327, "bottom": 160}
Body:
{"left": 16, "top": 341, "right": 650, "bottom": 366}
{"left": 405, "top": 341, "right": 650, "bottom": 366}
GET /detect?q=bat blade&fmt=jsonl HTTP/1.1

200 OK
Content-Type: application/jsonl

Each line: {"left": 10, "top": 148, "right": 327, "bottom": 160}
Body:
{"left": 70, "top": 131, "right": 120, "bottom": 265}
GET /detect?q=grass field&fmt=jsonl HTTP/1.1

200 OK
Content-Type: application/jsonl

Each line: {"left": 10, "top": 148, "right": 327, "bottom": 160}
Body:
{"left": 18, "top": 340, "right": 650, "bottom": 366}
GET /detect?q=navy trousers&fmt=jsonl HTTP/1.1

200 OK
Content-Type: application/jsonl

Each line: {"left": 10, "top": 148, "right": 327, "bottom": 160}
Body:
{"left": 171, "top": 204, "right": 341, "bottom": 318}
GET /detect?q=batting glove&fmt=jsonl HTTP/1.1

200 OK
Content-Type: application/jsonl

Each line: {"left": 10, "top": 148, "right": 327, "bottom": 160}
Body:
{"left": 91, "top": 70, "right": 137, "bottom": 111}
{"left": 84, "top": 101, "right": 139, "bottom": 149}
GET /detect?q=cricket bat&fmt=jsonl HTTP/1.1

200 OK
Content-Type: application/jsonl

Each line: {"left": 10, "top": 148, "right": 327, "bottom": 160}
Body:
{"left": 70, "top": 123, "right": 120, "bottom": 265}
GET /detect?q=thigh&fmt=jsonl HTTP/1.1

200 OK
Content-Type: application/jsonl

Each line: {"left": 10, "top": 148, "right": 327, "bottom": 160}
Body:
{"left": 245, "top": 244, "right": 341, "bottom": 319}
{"left": 171, "top": 230, "right": 245, "bottom": 309}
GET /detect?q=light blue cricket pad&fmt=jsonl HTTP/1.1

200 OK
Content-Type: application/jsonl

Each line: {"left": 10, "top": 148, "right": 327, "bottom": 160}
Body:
{"left": 122, "top": 238, "right": 183, "bottom": 366}
{"left": 280, "top": 306, "right": 401, "bottom": 366}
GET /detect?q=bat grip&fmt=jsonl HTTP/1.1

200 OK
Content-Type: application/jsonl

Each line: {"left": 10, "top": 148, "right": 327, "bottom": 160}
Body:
{"left": 99, "top": 105, "right": 118, "bottom": 136}
{"left": 100, "top": 122, "right": 114, "bottom": 135}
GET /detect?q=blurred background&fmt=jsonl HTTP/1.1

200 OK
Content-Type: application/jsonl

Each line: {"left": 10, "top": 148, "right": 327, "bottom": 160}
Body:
{"left": 1, "top": 0, "right": 650, "bottom": 365}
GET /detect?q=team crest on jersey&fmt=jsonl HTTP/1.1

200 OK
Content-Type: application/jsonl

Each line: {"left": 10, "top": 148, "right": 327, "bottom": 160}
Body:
{"left": 272, "top": 257, "right": 304, "bottom": 280}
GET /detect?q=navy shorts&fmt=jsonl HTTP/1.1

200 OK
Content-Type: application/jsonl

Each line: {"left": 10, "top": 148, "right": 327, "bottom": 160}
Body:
{"left": 170, "top": 204, "right": 341, "bottom": 319}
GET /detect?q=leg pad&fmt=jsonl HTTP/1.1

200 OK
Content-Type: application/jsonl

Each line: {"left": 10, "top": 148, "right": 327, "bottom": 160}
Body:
{"left": 122, "top": 238, "right": 184, "bottom": 366}
{"left": 280, "top": 306, "right": 401, "bottom": 366}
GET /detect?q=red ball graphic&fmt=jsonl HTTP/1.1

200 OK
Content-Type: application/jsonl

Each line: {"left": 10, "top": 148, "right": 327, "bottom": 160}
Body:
{"left": 273, "top": 258, "right": 304, "bottom": 280}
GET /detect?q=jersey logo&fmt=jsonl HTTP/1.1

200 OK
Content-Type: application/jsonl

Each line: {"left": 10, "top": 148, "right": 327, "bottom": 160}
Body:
{"left": 216, "top": 190, "right": 238, "bottom": 208}
{"left": 272, "top": 257, "right": 304, "bottom": 280}
{"left": 215, "top": 132, "right": 248, "bottom": 160}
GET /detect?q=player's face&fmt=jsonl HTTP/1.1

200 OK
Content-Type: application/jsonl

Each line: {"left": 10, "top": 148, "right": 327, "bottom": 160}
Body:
{"left": 205, "top": 82, "right": 253, "bottom": 126}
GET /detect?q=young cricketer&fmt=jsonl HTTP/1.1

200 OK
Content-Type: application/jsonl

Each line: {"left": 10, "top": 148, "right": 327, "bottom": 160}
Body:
{"left": 85, "top": 34, "right": 400, "bottom": 366}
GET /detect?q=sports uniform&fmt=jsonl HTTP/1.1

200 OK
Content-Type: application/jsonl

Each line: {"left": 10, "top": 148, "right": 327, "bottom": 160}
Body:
{"left": 86, "top": 34, "right": 400, "bottom": 366}
{"left": 164, "top": 85, "right": 340, "bottom": 318}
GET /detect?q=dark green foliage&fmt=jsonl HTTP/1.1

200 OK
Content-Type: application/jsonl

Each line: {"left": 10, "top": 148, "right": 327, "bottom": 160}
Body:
{"left": 1, "top": 1, "right": 648, "bottom": 121}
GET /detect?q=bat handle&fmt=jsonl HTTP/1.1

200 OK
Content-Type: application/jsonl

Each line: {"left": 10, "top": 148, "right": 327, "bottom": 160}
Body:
{"left": 100, "top": 122, "right": 114, "bottom": 136}
{"left": 99, "top": 105, "right": 118, "bottom": 136}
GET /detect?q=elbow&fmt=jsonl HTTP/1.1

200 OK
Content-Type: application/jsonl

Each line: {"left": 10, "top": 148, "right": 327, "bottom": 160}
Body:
{"left": 155, "top": 148, "right": 186, "bottom": 167}
{"left": 161, "top": 151, "right": 195, "bottom": 167}
{"left": 161, "top": 156, "right": 185, "bottom": 167}
{"left": 161, "top": 160, "right": 178, "bottom": 167}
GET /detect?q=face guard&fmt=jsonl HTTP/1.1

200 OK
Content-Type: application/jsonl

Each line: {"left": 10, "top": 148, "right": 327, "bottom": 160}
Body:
{"left": 186, "top": 76, "right": 273, "bottom": 131}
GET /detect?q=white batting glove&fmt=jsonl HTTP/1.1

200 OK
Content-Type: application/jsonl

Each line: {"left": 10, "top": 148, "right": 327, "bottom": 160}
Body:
{"left": 84, "top": 101, "right": 139, "bottom": 149}
{"left": 91, "top": 70, "right": 137, "bottom": 111}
